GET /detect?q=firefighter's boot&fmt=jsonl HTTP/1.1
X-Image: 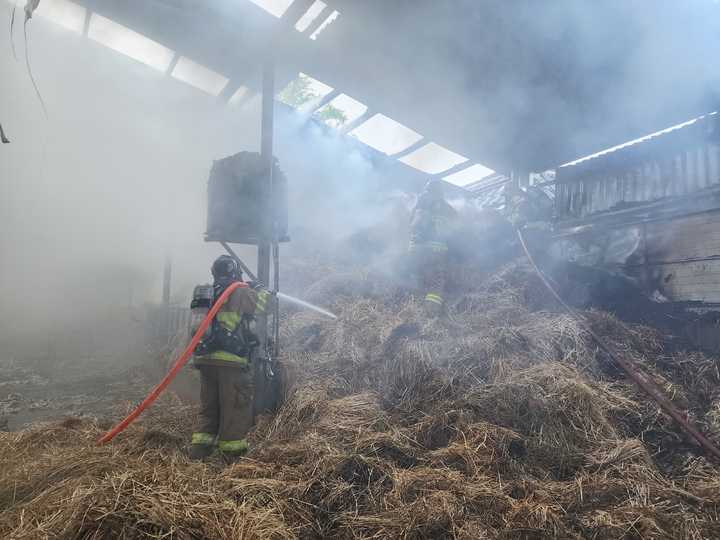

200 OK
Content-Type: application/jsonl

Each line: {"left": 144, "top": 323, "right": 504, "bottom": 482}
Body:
{"left": 221, "top": 449, "right": 247, "bottom": 464}
{"left": 188, "top": 444, "right": 214, "bottom": 461}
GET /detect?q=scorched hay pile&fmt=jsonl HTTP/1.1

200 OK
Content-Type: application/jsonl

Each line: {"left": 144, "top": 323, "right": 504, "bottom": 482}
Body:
{"left": 2, "top": 227, "right": 720, "bottom": 539}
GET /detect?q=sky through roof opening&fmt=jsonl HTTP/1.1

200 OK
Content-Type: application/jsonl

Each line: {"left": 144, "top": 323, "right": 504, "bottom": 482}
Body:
{"left": 295, "top": 1, "right": 326, "bottom": 32}
{"left": 171, "top": 57, "right": 229, "bottom": 96}
{"left": 443, "top": 164, "right": 495, "bottom": 187}
{"left": 398, "top": 142, "right": 468, "bottom": 175}
{"left": 277, "top": 73, "right": 334, "bottom": 109}
{"left": 314, "top": 94, "right": 368, "bottom": 129}
{"left": 248, "top": 0, "right": 295, "bottom": 18}
{"left": 348, "top": 114, "right": 423, "bottom": 155}
{"left": 29, "top": 0, "right": 85, "bottom": 33}
{"left": 88, "top": 14, "right": 175, "bottom": 72}
{"left": 310, "top": 10, "right": 339, "bottom": 40}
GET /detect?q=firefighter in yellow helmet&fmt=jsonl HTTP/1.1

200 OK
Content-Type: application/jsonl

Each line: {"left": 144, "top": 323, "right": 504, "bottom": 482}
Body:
{"left": 189, "top": 255, "right": 277, "bottom": 463}
{"left": 407, "top": 179, "right": 461, "bottom": 316}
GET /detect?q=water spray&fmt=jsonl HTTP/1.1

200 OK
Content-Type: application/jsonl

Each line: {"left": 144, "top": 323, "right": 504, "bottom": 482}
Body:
{"left": 276, "top": 292, "right": 337, "bottom": 319}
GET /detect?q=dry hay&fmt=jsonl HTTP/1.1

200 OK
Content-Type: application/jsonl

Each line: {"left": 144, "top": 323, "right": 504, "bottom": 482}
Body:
{"left": 2, "top": 255, "right": 720, "bottom": 539}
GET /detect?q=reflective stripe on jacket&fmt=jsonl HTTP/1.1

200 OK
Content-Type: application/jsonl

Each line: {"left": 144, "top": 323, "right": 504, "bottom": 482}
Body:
{"left": 408, "top": 198, "right": 460, "bottom": 254}
{"left": 195, "top": 286, "right": 277, "bottom": 368}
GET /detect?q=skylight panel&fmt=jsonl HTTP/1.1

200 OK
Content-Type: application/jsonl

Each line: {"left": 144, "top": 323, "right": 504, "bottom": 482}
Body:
{"left": 348, "top": 114, "right": 423, "bottom": 155}
{"left": 228, "top": 86, "right": 249, "bottom": 105}
{"left": 277, "top": 73, "right": 334, "bottom": 109}
{"left": 443, "top": 164, "right": 495, "bottom": 187}
{"left": 88, "top": 14, "right": 174, "bottom": 72}
{"left": 171, "top": 57, "right": 229, "bottom": 96}
{"left": 314, "top": 94, "right": 367, "bottom": 129}
{"left": 302, "top": 74, "right": 333, "bottom": 98}
{"left": 295, "top": 0, "right": 326, "bottom": 32}
{"left": 248, "top": 0, "right": 295, "bottom": 18}
{"left": 33, "top": 0, "right": 85, "bottom": 34}
{"left": 310, "top": 10, "right": 339, "bottom": 40}
{"left": 398, "top": 142, "right": 468, "bottom": 174}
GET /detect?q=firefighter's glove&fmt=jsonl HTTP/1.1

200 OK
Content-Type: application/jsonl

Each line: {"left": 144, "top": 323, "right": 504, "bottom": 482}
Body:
{"left": 247, "top": 280, "right": 268, "bottom": 292}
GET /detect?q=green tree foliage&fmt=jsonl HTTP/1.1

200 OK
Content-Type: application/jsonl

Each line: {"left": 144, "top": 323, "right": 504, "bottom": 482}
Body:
{"left": 277, "top": 75, "right": 317, "bottom": 108}
{"left": 314, "top": 103, "right": 348, "bottom": 129}
{"left": 277, "top": 75, "right": 348, "bottom": 128}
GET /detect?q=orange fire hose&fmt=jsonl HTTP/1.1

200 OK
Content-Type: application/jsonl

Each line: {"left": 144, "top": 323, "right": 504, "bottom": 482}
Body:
{"left": 518, "top": 229, "right": 720, "bottom": 461}
{"left": 95, "top": 281, "right": 248, "bottom": 445}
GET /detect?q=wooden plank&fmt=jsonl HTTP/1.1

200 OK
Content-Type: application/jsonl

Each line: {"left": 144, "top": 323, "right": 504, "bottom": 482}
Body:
{"left": 659, "top": 259, "right": 720, "bottom": 302}
{"left": 646, "top": 212, "right": 720, "bottom": 262}
{"left": 698, "top": 145, "right": 708, "bottom": 190}
{"left": 709, "top": 143, "right": 720, "bottom": 187}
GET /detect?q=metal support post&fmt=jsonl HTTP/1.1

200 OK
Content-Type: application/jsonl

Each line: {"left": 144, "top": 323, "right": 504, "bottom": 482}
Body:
{"left": 161, "top": 234, "right": 172, "bottom": 340}
{"left": 253, "top": 50, "right": 275, "bottom": 416}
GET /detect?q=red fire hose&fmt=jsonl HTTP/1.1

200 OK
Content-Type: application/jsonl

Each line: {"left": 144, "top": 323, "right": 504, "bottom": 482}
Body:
{"left": 518, "top": 229, "right": 720, "bottom": 461}
{"left": 95, "top": 281, "right": 247, "bottom": 445}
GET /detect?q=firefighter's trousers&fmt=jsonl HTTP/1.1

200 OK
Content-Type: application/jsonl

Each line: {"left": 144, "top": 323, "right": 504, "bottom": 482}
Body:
{"left": 407, "top": 251, "right": 447, "bottom": 315}
{"left": 191, "top": 364, "right": 253, "bottom": 453}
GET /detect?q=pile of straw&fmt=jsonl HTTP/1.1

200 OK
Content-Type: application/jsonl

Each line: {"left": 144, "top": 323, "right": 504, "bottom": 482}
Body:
{"left": 2, "top": 242, "right": 720, "bottom": 538}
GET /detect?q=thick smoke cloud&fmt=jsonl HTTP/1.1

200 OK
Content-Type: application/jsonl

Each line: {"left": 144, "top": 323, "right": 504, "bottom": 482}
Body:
{"left": 275, "top": 109, "right": 416, "bottom": 244}
{"left": 3, "top": 0, "right": 719, "bottom": 355}
{"left": 0, "top": 3, "right": 417, "bottom": 352}
{"left": 310, "top": 0, "right": 720, "bottom": 170}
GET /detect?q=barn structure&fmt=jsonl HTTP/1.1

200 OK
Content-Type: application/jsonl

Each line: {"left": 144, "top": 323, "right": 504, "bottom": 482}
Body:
{"left": 4, "top": 0, "right": 720, "bottom": 353}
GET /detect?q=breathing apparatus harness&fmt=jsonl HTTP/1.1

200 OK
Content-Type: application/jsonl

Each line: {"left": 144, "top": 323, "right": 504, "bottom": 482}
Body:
{"left": 192, "top": 279, "right": 259, "bottom": 358}
{"left": 410, "top": 193, "right": 443, "bottom": 243}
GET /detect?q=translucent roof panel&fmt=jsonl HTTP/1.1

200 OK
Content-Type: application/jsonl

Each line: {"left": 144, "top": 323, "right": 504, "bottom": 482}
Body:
{"left": 248, "top": 0, "right": 295, "bottom": 18}
{"left": 443, "top": 164, "right": 495, "bottom": 187}
{"left": 88, "top": 14, "right": 175, "bottom": 72}
{"left": 310, "top": 10, "right": 339, "bottom": 40}
{"left": 277, "top": 73, "right": 334, "bottom": 109}
{"left": 398, "top": 142, "right": 468, "bottom": 174}
{"left": 33, "top": 0, "right": 85, "bottom": 34}
{"left": 314, "top": 93, "right": 368, "bottom": 129}
{"left": 295, "top": 0, "right": 326, "bottom": 32}
{"left": 228, "top": 86, "right": 249, "bottom": 105}
{"left": 348, "top": 114, "right": 423, "bottom": 155}
{"left": 171, "top": 56, "right": 229, "bottom": 96}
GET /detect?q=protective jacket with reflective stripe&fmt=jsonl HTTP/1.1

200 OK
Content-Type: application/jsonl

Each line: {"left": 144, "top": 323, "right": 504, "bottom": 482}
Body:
{"left": 408, "top": 195, "right": 460, "bottom": 254}
{"left": 194, "top": 284, "right": 277, "bottom": 369}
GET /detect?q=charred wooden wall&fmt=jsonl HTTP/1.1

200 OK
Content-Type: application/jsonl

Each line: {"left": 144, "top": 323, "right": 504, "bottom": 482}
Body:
{"left": 552, "top": 113, "right": 720, "bottom": 304}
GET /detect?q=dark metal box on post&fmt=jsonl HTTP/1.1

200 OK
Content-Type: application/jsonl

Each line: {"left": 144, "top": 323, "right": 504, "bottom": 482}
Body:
{"left": 204, "top": 151, "right": 289, "bottom": 246}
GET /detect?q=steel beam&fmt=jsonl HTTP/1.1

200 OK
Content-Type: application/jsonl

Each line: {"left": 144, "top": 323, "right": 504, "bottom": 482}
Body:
{"left": 220, "top": 242, "right": 258, "bottom": 281}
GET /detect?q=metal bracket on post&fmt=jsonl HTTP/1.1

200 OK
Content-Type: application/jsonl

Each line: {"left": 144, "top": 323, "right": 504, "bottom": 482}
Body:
{"left": 220, "top": 241, "right": 258, "bottom": 282}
